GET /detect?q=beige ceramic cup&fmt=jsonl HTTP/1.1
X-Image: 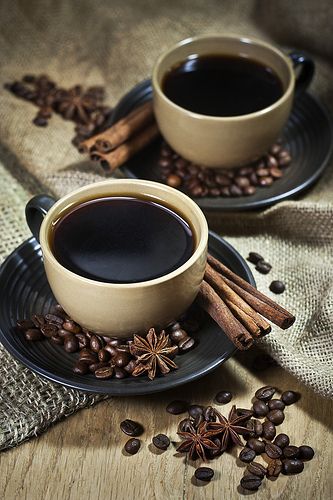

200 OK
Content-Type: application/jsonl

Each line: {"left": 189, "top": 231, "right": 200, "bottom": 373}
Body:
{"left": 152, "top": 34, "right": 314, "bottom": 168}
{"left": 25, "top": 179, "right": 208, "bottom": 337}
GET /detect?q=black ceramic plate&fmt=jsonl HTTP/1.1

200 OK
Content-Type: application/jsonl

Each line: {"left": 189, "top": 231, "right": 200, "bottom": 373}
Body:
{"left": 109, "top": 79, "right": 333, "bottom": 211}
{"left": 0, "top": 231, "right": 254, "bottom": 395}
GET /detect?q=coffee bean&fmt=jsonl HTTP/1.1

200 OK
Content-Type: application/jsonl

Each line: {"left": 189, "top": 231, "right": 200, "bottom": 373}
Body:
{"left": 250, "top": 173, "right": 259, "bottom": 185}
{"left": 120, "top": 419, "right": 144, "bottom": 437}
{"left": 94, "top": 366, "right": 114, "bottom": 379}
{"left": 278, "top": 153, "right": 291, "bottom": 166}
{"left": 62, "top": 319, "right": 81, "bottom": 334}
{"left": 166, "top": 400, "right": 189, "bottom": 415}
{"left": 253, "top": 419, "right": 263, "bottom": 437}
{"left": 215, "top": 174, "right": 231, "bottom": 186}
{"left": 235, "top": 176, "right": 250, "bottom": 188}
{"left": 108, "top": 338, "right": 122, "bottom": 347}
{"left": 255, "top": 386, "right": 276, "bottom": 401}
{"left": 265, "top": 442, "right": 283, "bottom": 459}
{"left": 270, "top": 143, "right": 282, "bottom": 155}
{"left": 268, "top": 399, "right": 285, "bottom": 411}
{"left": 75, "top": 332, "right": 89, "bottom": 348}
{"left": 256, "top": 167, "right": 270, "bottom": 177}
{"left": 220, "top": 186, "right": 231, "bottom": 196}
{"left": 274, "top": 433, "right": 290, "bottom": 449}
{"left": 178, "top": 336, "right": 194, "bottom": 352}
{"left": 270, "top": 167, "right": 283, "bottom": 179}
{"left": 209, "top": 437, "right": 222, "bottom": 458}
{"left": 252, "top": 400, "right": 269, "bottom": 417}
{"left": 124, "top": 360, "right": 137, "bottom": 374}
{"left": 167, "top": 174, "right": 182, "bottom": 188}
{"left": 88, "top": 362, "right": 110, "bottom": 373}
{"left": 64, "top": 334, "right": 79, "bottom": 353}
{"left": 194, "top": 467, "right": 214, "bottom": 482}
{"left": 188, "top": 405, "right": 204, "bottom": 418}
{"left": 281, "top": 390, "right": 300, "bottom": 405}
{"left": 247, "top": 438, "right": 265, "bottom": 454}
{"left": 243, "top": 185, "right": 256, "bottom": 196}
{"left": 267, "top": 409, "right": 285, "bottom": 425}
{"left": 266, "top": 155, "right": 279, "bottom": 169}
{"left": 45, "top": 313, "right": 64, "bottom": 326}
{"left": 244, "top": 420, "right": 255, "bottom": 438}
{"left": 255, "top": 261, "right": 272, "bottom": 274}
{"left": 104, "top": 344, "right": 119, "bottom": 357}
{"left": 215, "top": 391, "right": 232, "bottom": 404}
{"left": 41, "top": 324, "right": 58, "bottom": 338}
{"left": 168, "top": 326, "right": 188, "bottom": 344}
{"left": 33, "top": 115, "right": 48, "bottom": 127}
{"left": 159, "top": 158, "right": 172, "bottom": 168}
{"left": 89, "top": 335, "right": 103, "bottom": 352}
{"left": 209, "top": 187, "right": 220, "bottom": 197}
{"left": 152, "top": 434, "right": 170, "bottom": 450}
{"left": 283, "top": 445, "right": 299, "bottom": 459}
{"left": 124, "top": 438, "right": 140, "bottom": 455}
{"left": 239, "top": 447, "right": 256, "bottom": 463}
{"left": 269, "top": 280, "right": 285, "bottom": 294}
{"left": 192, "top": 413, "right": 204, "bottom": 429}
{"left": 258, "top": 176, "right": 274, "bottom": 186}
{"left": 298, "top": 445, "right": 314, "bottom": 461}
{"left": 238, "top": 166, "right": 254, "bottom": 176}
{"left": 58, "top": 328, "right": 71, "bottom": 338}
{"left": 282, "top": 458, "right": 304, "bottom": 475}
{"left": 266, "top": 458, "right": 282, "bottom": 478}
{"left": 230, "top": 184, "right": 243, "bottom": 197}
{"left": 25, "top": 328, "right": 43, "bottom": 341}
{"left": 247, "top": 252, "right": 264, "bottom": 265}
{"left": 114, "top": 367, "right": 127, "bottom": 379}
{"left": 79, "top": 348, "right": 98, "bottom": 364}
{"left": 247, "top": 462, "right": 266, "bottom": 479}
{"left": 262, "top": 420, "right": 276, "bottom": 440}
{"left": 114, "top": 351, "right": 131, "bottom": 368}
{"left": 73, "top": 360, "right": 89, "bottom": 375}
{"left": 240, "top": 474, "right": 262, "bottom": 491}
{"left": 96, "top": 348, "right": 109, "bottom": 363}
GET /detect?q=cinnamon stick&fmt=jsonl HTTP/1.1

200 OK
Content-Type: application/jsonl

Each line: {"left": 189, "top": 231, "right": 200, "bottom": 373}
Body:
{"left": 204, "top": 263, "right": 271, "bottom": 335}
{"left": 79, "top": 101, "right": 154, "bottom": 153}
{"left": 197, "top": 280, "right": 254, "bottom": 350}
{"left": 207, "top": 254, "right": 295, "bottom": 329}
{"left": 91, "top": 122, "right": 159, "bottom": 172}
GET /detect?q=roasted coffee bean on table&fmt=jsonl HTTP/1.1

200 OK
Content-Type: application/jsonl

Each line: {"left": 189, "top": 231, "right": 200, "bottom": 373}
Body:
{"left": 252, "top": 399, "right": 269, "bottom": 417}
{"left": 240, "top": 474, "right": 262, "bottom": 491}
{"left": 262, "top": 420, "right": 276, "bottom": 440}
{"left": 255, "top": 385, "right": 276, "bottom": 401}
{"left": 152, "top": 434, "right": 170, "bottom": 450}
{"left": 269, "top": 280, "right": 286, "bottom": 294}
{"left": 194, "top": 467, "right": 214, "bottom": 482}
{"left": 159, "top": 141, "right": 292, "bottom": 198}
{"left": 265, "top": 442, "right": 283, "bottom": 459}
{"left": 298, "top": 445, "right": 315, "bottom": 461}
{"left": 268, "top": 399, "right": 285, "bottom": 411}
{"left": 239, "top": 447, "right": 256, "bottom": 463}
{"left": 274, "top": 433, "right": 290, "bottom": 449}
{"left": 166, "top": 400, "right": 189, "bottom": 415}
{"left": 255, "top": 261, "right": 272, "bottom": 274}
{"left": 282, "top": 458, "right": 304, "bottom": 475}
{"left": 215, "top": 390, "right": 232, "bottom": 404}
{"left": 281, "top": 390, "right": 300, "bottom": 405}
{"left": 124, "top": 438, "right": 141, "bottom": 455}
{"left": 247, "top": 462, "right": 267, "bottom": 479}
{"left": 267, "top": 409, "right": 285, "bottom": 425}
{"left": 120, "top": 419, "right": 144, "bottom": 437}
{"left": 283, "top": 445, "right": 300, "bottom": 459}
{"left": 247, "top": 438, "right": 266, "bottom": 454}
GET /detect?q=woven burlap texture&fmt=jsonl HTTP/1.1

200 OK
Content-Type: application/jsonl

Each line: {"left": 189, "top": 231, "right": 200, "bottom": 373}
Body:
{"left": 0, "top": 0, "right": 332, "bottom": 451}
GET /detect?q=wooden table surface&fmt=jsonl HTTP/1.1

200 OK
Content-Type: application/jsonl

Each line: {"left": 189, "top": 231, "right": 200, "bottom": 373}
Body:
{"left": 1, "top": 346, "right": 332, "bottom": 500}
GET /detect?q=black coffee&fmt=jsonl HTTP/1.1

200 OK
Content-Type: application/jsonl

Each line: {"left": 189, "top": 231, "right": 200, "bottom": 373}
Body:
{"left": 51, "top": 196, "right": 194, "bottom": 283}
{"left": 162, "top": 54, "right": 283, "bottom": 116}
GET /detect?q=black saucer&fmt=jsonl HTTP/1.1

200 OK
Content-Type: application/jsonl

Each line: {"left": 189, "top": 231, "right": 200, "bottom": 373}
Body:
{"left": 108, "top": 79, "right": 333, "bottom": 211}
{"left": 0, "top": 231, "right": 254, "bottom": 395}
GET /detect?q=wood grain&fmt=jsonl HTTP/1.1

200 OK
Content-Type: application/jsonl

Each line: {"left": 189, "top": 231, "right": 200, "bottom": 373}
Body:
{"left": 1, "top": 347, "right": 332, "bottom": 500}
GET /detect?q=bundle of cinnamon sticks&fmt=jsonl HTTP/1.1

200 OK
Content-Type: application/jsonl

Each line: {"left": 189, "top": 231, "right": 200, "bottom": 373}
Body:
{"left": 197, "top": 254, "right": 295, "bottom": 350}
{"left": 79, "top": 101, "right": 159, "bottom": 172}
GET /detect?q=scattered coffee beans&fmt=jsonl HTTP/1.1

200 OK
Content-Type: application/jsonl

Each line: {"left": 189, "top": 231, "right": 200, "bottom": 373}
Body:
{"left": 262, "top": 420, "right": 276, "bottom": 440}
{"left": 247, "top": 438, "right": 266, "bottom": 454}
{"left": 267, "top": 409, "right": 285, "bottom": 425}
{"left": 265, "top": 442, "right": 283, "bottom": 459}
{"left": 282, "top": 458, "right": 304, "bottom": 475}
{"left": 274, "top": 433, "right": 290, "bottom": 449}
{"left": 266, "top": 458, "right": 283, "bottom": 478}
{"left": 269, "top": 280, "right": 285, "bottom": 294}
{"left": 247, "top": 462, "right": 266, "bottom": 479}
{"left": 152, "top": 434, "right": 170, "bottom": 450}
{"left": 298, "top": 445, "right": 314, "bottom": 461}
{"left": 281, "top": 390, "right": 300, "bottom": 405}
{"left": 120, "top": 419, "right": 144, "bottom": 437}
{"left": 283, "top": 445, "right": 300, "bottom": 459}
{"left": 252, "top": 399, "right": 269, "bottom": 417}
{"left": 255, "top": 261, "right": 272, "bottom": 274}
{"left": 194, "top": 467, "right": 214, "bottom": 482}
{"left": 240, "top": 474, "right": 262, "bottom": 491}
{"left": 124, "top": 438, "right": 141, "bottom": 455}
{"left": 268, "top": 399, "right": 285, "bottom": 411}
{"left": 215, "top": 391, "right": 232, "bottom": 404}
{"left": 239, "top": 447, "right": 256, "bottom": 463}
{"left": 159, "top": 141, "right": 292, "bottom": 199}
{"left": 247, "top": 252, "right": 264, "bottom": 265}
{"left": 166, "top": 400, "right": 189, "bottom": 415}
{"left": 255, "top": 386, "right": 276, "bottom": 401}
{"left": 188, "top": 405, "right": 204, "bottom": 419}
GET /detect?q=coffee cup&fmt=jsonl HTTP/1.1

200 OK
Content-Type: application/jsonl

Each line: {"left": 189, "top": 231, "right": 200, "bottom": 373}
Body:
{"left": 25, "top": 179, "right": 208, "bottom": 337}
{"left": 152, "top": 34, "right": 314, "bottom": 168}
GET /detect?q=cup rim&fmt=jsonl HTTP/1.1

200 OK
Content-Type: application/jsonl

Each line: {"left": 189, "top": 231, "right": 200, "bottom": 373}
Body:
{"left": 152, "top": 33, "right": 295, "bottom": 121}
{"left": 39, "top": 179, "right": 208, "bottom": 289}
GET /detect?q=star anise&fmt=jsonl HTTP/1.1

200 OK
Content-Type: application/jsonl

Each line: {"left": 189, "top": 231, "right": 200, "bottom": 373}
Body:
{"left": 55, "top": 85, "right": 99, "bottom": 124}
{"left": 129, "top": 328, "right": 178, "bottom": 380}
{"left": 176, "top": 421, "right": 220, "bottom": 461}
{"left": 206, "top": 405, "right": 249, "bottom": 451}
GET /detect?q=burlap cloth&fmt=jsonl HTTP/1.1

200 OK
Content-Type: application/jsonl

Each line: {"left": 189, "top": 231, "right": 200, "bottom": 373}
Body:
{"left": 0, "top": 0, "right": 332, "bottom": 451}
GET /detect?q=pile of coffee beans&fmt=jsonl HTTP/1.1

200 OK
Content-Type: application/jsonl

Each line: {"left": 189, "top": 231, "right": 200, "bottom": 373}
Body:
{"left": 16, "top": 304, "right": 197, "bottom": 381}
{"left": 247, "top": 251, "right": 286, "bottom": 293}
{"left": 4, "top": 74, "right": 113, "bottom": 148}
{"left": 158, "top": 141, "right": 292, "bottom": 198}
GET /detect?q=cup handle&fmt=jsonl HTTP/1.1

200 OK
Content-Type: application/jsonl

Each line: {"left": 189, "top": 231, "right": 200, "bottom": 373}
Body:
{"left": 25, "top": 194, "right": 56, "bottom": 243}
{"left": 288, "top": 51, "right": 315, "bottom": 95}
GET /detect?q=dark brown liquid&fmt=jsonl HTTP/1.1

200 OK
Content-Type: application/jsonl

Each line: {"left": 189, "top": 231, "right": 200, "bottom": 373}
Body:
{"left": 162, "top": 54, "right": 283, "bottom": 116}
{"left": 51, "top": 197, "right": 194, "bottom": 283}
